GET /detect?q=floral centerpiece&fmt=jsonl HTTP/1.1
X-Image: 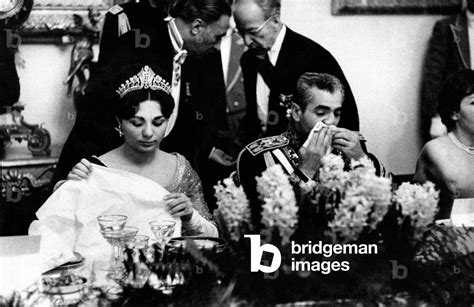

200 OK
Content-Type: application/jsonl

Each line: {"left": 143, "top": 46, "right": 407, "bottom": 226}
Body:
{"left": 213, "top": 155, "right": 474, "bottom": 305}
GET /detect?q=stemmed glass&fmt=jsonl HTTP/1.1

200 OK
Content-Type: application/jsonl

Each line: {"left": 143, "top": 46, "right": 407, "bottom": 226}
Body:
{"left": 149, "top": 220, "right": 176, "bottom": 256}
{"left": 97, "top": 215, "right": 127, "bottom": 272}
{"left": 102, "top": 226, "right": 139, "bottom": 280}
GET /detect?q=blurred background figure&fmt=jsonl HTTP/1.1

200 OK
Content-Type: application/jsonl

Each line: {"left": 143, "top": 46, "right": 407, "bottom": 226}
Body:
{"left": 421, "top": 0, "right": 474, "bottom": 142}
{"left": 414, "top": 69, "right": 474, "bottom": 219}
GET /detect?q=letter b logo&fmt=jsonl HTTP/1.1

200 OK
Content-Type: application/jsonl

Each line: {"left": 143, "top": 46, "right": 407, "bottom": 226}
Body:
{"left": 390, "top": 260, "right": 408, "bottom": 279}
{"left": 245, "top": 235, "right": 281, "bottom": 273}
{"left": 134, "top": 29, "right": 150, "bottom": 49}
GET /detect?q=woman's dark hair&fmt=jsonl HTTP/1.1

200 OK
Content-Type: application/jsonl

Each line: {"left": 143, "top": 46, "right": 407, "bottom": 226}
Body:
{"left": 169, "top": 0, "right": 231, "bottom": 23}
{"left": 437, "top": 69, "right": 474, "bottom": 131}
{"left": 114, "top": 65, "right": 175, "bottom": 120}
{"left": 294, "top": 72, "right": 345, "bottom": 112}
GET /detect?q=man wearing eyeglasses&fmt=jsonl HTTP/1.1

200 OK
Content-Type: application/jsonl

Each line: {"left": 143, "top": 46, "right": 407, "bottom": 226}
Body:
{"left": 233, "top": 0, "right": 359, "bottom": 144}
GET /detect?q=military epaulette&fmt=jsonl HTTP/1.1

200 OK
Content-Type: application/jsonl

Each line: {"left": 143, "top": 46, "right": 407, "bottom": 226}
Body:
{"left": 108, "top": 5, "right": 123, "bottom": 15}
{"left": 246, "top": 135, "right": 289, "bottom": 156}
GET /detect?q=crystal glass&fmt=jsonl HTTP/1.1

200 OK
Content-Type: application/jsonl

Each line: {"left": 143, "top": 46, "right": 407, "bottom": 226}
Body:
{"left": 124, "top": 235, "right": 150, "bottom": 288}
{"left": 97, "top": 215, "right": 127, "bottom": 272}
{"left": 102, "top": 226, "right": 139, "bottom": 280}
{"left": 126, "top": 235, "right": 150, "bottom": 250}
{"left": 149, "top": 220, "right": 176, "bottom": 253}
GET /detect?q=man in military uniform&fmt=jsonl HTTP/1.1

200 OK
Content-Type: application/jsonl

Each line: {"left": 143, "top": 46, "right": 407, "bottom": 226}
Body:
{"left": 52, "top": 0, "right": 234, "bottom": 189}
{"left": 237, "top": 73, "right": 389, "bottom": 220}
{"left": 233, "top": 0, "right": 359, "bottom": 145}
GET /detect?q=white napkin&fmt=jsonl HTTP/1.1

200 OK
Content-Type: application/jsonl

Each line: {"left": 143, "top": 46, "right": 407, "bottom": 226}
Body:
{"left": 0, "top": 236, "right": 42, "bottom": 299}
{"left": 29, "top": 164, "right": 181, "bottom": 271}
{"left": 450, "top": 198, "right": 474, "bottom": 227}
{"left": 302, "top": 122, "right": 335, "bottom": 155}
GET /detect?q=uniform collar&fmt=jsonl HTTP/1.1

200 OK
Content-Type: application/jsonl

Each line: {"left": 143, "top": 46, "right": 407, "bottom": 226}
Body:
{"left": 282, "top": 123, "right": 305, "bottom": 151}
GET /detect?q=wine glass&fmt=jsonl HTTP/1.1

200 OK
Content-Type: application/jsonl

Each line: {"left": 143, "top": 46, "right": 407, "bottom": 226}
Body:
{"left": 97, "top": 215, "right": 127, "bottom": 271}
{"left": 101, "top": 226, "right": 139, "bottom": 280}
{"left": 149, "top": 220, "right": 176, "bottom": 255}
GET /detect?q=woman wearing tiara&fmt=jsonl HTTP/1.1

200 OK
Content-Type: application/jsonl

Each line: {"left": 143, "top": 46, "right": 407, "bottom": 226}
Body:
{"left": 414, "top": 69, "right": 474, "bottom": 220}
{"left": 30, "top": 65, "right": 217, "bottom": 265}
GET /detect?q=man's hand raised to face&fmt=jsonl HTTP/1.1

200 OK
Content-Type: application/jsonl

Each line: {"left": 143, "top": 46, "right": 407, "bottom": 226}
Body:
{"left": 298, "top": 126, "right": 333, "bottom": 179}
{"left": 331, "top": 127, "right": 366, "bottom": 161}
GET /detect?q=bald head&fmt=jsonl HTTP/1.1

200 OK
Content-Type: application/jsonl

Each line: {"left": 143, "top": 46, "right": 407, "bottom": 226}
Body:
{"left": 233, "top": 0, "right": 282, "bottom": 50}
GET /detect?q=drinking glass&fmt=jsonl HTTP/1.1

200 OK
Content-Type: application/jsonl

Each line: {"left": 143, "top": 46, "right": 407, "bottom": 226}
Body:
{"left": 97, "top": 215, "right": 127, "bottom": 271}
{"left": 149, "top": 220, "right": 176, "bottom": 254}
{"left": 102, "top": 226, "right": 139, "bottom": 280}
{"left": 124, "top": 235, "right": 150, "bottom": 288}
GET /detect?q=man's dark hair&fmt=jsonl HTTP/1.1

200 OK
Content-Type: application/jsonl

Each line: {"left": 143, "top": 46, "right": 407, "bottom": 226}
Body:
{"left": 294, "top": 72, "right": 345, "bottom": 111}
{"left": 437, "top": 69, "right": 474, "bottom": 131}
{"left": 170, "top": 0, "right": 231, "bottom": 23}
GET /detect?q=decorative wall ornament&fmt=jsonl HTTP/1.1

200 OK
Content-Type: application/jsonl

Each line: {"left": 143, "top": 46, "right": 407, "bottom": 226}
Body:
{"left": 332, "top": 0, "right": 462, "bottom": 15}
{"left": 18, "top": 0, "right": 114, "bottom": 43}
{"left": 0, "top": 0, "right": 25, "bottom": 20}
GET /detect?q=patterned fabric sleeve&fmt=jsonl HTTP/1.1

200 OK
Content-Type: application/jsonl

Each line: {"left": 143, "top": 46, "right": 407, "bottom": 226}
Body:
{"left": 366, "top": 152, "right": 391, "bottom": 179}
{"left": 174, "top": 155, "right": 218, "bottom": 237}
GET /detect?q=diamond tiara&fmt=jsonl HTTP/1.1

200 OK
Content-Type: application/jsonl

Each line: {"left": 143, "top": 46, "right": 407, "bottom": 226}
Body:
{"left": 116, "top": 66, "right": 172, "bottom": 98}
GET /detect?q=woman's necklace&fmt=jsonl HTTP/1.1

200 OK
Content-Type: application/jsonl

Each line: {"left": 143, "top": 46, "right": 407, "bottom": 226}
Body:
{"left": 448, "top": 132, "right": 474, "bottom": 155}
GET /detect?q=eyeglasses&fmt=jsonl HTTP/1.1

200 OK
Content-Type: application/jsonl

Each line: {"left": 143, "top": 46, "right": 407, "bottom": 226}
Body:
{"left": 236, "top": 14, "right": 275, "bottom": 37}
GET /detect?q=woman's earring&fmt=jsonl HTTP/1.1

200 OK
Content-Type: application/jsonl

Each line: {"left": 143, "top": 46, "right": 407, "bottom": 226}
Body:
{"left": 196, "top": 35, "right": 203, "bottom": 43}
{"left": 115, "top": 126, "right": 123, "bottom": 137}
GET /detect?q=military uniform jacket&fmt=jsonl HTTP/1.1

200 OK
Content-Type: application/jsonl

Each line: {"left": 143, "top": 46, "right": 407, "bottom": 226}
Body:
{"left": 236, "top": 131, "right": 390, "bottom": 225}
{"left": 239, "top": 28, "right": 360, "bottom": 144}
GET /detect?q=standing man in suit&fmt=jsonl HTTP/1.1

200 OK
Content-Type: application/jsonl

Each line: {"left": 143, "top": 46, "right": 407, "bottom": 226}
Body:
{"left": 421, "top": 0, "right": 472, "bottom": 142}
{"left": 52, "top": 0, "right": 234, "bottom": 187}
{"left": 233, "top": 0, "right": 359, "bottom": 145}
{"left": 219, "top": 27, "right": 247, "bottom": 157}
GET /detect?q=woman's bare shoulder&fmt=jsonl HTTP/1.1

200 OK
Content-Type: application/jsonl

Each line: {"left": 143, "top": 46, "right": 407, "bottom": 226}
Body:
{"left": 420, "top": 136, "right": 451, "bottom": 161}
{"left": 98, "top": 149, "right": 120, "bottom": 165}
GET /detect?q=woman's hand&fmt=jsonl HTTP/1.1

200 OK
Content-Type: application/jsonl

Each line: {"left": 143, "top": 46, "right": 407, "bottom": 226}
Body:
{"left": 67, "top": 159, "right": 93, "bottom": 181}
{"left": 164, "top": 193, "right": 194, "bottom": 222}
{"left": 331, "top": 128, "right": 366, "bottom": 160}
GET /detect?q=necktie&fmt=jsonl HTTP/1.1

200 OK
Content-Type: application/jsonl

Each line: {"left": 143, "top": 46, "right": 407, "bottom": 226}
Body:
{"left": 255, "top": 50, "right": 275, "bottom": 90}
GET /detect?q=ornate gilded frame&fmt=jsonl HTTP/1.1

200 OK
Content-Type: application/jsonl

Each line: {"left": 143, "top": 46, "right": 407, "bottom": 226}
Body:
{"left": 18, "top": 0, "right": 115, "bottom": 43}
{"left": 332, "top": 0, "right": 462, "bottom": 15}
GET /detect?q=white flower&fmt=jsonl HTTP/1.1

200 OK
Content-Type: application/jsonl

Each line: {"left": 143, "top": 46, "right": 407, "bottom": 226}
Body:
{"left": 325, "top": 156, "right": 392, "bottom": 242}
{"left": 256, "top": 165, "right": 298, "bottom": 245}
{"left": 394, "top": 181, "right": 439, "bottom": 228}
{"left": 319, "top": 154, "right": 348, "bottom": 191}
{"left": 214, "top": 177, "right": 252, "bottom": 241}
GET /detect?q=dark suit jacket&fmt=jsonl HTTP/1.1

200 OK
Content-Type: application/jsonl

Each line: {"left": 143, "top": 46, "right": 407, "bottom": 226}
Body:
{"left": 240, "top": 27, "right": 359, "bottom": 144}
{"left": 421, "top": 13, "right": 470, "bottom": 141}
{"left": 52, "top": 2, "right": 227, "bottom": 186}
